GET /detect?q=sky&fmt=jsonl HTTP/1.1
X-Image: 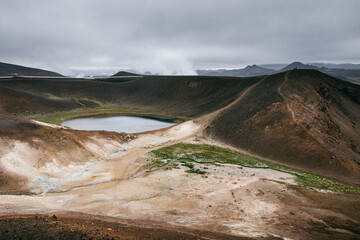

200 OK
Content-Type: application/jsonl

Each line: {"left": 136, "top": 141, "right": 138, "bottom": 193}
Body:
{"left": 0, "top": 0, "right": 360, "bottom": 76}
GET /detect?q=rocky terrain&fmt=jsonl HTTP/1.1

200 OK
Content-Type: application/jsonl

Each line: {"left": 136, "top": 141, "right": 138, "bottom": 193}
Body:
{"left": 0, "top": 65, "right": 359, "bottom": 239}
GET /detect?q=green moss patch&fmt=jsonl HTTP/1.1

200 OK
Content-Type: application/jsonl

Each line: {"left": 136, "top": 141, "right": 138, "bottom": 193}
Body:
{"left": 150, "top": 143, "right": 360, "bottom": 194}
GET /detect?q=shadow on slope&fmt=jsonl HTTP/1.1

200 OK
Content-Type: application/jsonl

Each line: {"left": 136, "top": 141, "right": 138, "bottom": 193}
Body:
{"left": 0, "top": 76, "right": 260, "bottom": 119}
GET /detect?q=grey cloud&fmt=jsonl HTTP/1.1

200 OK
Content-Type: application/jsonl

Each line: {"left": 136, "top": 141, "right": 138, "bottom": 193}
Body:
{"left": 0, "top": 0, "right": 359, "bottom": 75}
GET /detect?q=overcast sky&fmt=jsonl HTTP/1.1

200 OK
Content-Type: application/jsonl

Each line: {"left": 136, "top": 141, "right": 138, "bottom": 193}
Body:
{"left": 0, "top": 0, "right": 359, "bottom": 75}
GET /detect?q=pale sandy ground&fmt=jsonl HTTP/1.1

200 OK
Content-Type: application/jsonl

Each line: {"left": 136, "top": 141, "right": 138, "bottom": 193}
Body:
{"left": 0, "top": 120, "right": 302, "bottom": 238}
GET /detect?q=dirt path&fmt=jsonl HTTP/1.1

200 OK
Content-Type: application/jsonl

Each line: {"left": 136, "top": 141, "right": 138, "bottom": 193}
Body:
{"left": 278, "top": 71, "right": 296, "bottom": 121}
{"left": 196, "top": 76, "right": 267, "bottom": 128}
{"left": 277, "top": 71, "right": 331, "bottom": 151}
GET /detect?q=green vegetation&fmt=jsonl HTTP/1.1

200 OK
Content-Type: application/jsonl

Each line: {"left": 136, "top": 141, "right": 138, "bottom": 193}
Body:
{"left": 182, "top": 162, "right": 194, "bottom": 168}
{"left": 26, "top": 106, "right": 184, "bottom": 125}
{"left": 186, "top": 168, "right": 206, "bottom": 175}
{"left": 151, "top": 143, "right": 360, "bottom": 194}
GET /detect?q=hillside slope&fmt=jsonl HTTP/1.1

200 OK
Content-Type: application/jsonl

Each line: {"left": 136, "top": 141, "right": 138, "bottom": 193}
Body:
{"left": 0, "top": 76, "right": 260, "bottom": 118}
{"left": 205, "top": 70, "right": 360, "bottom": 184}
{"left": 0, "top": 62, "right": 63, "bottom": 77}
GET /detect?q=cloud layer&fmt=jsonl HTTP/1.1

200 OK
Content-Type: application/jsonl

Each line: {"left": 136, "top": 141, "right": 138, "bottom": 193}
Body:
{"left": 0, "top": 0, "right": 359, "bottom": 75}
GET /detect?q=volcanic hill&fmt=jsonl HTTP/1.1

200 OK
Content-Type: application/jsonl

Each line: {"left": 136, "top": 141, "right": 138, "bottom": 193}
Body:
{"left": 204, "top": 70, "right": 360, "bottom": 184}
{"left": 0, "top": 62, "right": 63, "bottom": 77}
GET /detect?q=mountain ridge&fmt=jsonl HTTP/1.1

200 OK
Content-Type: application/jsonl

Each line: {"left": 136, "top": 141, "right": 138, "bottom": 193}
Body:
{"left": 198, "top": 61, "right": 360, "bottom": 84}
{"left": 197, "top": 64, "right": 275, "bottom": 77}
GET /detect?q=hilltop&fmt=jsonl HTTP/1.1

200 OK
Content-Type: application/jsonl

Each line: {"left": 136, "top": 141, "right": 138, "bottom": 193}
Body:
{"left": 278, "top": 61, "right": 317, "bottom": 71}
{"left": 112, "top": 70, "right": 142, "bottom": 77}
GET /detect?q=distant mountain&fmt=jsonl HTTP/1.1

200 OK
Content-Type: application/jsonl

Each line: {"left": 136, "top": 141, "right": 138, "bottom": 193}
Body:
{"left": 0, "top": 62, "right": 63, "bottom": 77}
{"left": 197, "top": 64, "right": 275, "bottom": 77}
{"left": 278, "top": 62, "right": 318, "bottom": 72}
{"left": 198, "top": 62, "right": 360, "bottom": 84}
{"left": 259, "top": 64, "right": 287, "bottom": 71}
{"left": 278, "top": 62, "right": 360, "bottom": 84}
{"left": 112, "top": 71, "right": 142, "bottom": 77}
{"left": 320, "top": 68, "right": 360, "bottom": 84}
{"left": 261, "top": 62, "right": 360, "bottom": 71}
{"left": 309, "top": 63, "right": 360, "bottom": 70}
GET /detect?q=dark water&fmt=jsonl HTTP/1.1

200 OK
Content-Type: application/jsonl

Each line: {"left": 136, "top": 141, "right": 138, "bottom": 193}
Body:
{"left": 61, "top": 116, "right": 175, "bottom": 133}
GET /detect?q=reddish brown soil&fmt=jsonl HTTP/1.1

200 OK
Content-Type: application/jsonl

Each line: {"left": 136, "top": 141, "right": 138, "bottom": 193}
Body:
{"left": 274, "top": 185, "right": 360, "bottom": 240}
{"left": 0, "top": 213, "right": 264, "bottom": 240}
